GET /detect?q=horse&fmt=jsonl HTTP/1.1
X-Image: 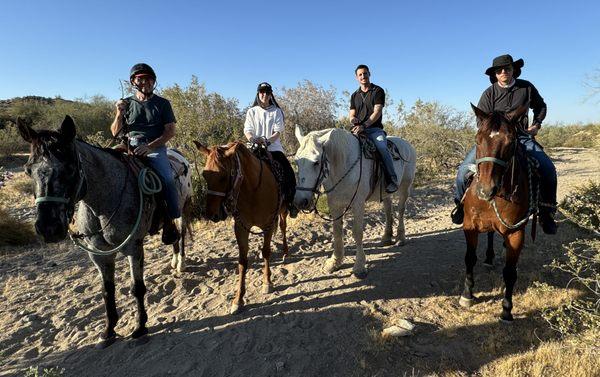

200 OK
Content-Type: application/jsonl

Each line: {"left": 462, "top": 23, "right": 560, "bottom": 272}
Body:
{"left": 459, "top": 104, "right": 536, "bottom": 322}
{"left": 293, "top": 126, "right": 416, "bottom": 278}
{"left": 193, "top": 140, "right": 288, "bottom": 314}
{"left": 17, "top": 115, "right": 193, "bottom": 347}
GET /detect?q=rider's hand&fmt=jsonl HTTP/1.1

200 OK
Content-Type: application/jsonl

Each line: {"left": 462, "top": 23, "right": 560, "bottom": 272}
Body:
{"left": 351, "top": 124, "right": 364, "bottom": 134}
{"left": 350, "top": 117, "right": 360, "bottom": 124}
{"left": 116, "top": 99, "right": 127, "bottom": 115}
{"left": 527, "top": 124, "right": 540, "bottom": 136}
{"left": 134, "top": 145, "right": 152, "bottom": 156}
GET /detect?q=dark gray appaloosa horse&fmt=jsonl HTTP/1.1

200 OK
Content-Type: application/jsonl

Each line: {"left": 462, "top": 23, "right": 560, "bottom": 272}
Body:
{"left": 17, "top": 115, "right": 192, "bottom": 347}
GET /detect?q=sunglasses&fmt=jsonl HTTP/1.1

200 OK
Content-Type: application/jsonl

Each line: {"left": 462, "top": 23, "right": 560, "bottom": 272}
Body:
{"left": 495, "top": 66, "right": 513, "bottom": 74}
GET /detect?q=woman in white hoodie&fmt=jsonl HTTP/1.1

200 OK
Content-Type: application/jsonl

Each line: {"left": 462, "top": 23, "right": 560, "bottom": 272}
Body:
{"left": 244, "top": 82, "right": 298, "bottom": 217}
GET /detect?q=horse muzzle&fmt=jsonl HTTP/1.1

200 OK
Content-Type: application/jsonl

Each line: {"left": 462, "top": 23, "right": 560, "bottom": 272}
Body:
{"left": 35, "top": 204, "right": 69, "bottom": 243}
{"left": 293, "top": 192, "right": 314, "bottom": 211}
{"left": 476, "top": 183, "right": 498, "bottom": 202}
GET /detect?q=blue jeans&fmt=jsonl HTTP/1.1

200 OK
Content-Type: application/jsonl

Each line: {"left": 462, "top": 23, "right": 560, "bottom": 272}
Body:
{"left": 363, "top": 127, "right": 397, "bottom": 183}
{"left": 146, "top": 146, "right": 181, "bottom": 219}
{"left": 454, "top": 137, "right": 557, "bottom": 211}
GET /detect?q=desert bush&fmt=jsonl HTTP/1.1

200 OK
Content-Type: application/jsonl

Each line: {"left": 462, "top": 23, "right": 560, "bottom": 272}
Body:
{"left": 0, "top": 206, "right": 36, "bottom": 247}
{"left": 0, "top": 123, "right": 28, "bottom": 157}
{"left": 537, "top": 123, "right": 600, "bottom": 149}
{"left": 387, "top": 100, "right": 476, "bottom": 182}
{"left": 24, "top": 366, "right": 64, "bottom": 377}
{"left": 542, "top": 238, "right": 600, "bottom": 348}
{"left": 560, "top": 180, "right": 600, "bottom": 233}
{"left": 277, "top": 80, "right": 340, "bottom": 154}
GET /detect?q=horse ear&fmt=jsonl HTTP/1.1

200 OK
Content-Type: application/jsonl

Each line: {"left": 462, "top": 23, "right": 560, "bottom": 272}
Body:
{"left": 506, "top": 105, "right": 528, "bottom": 123}
{"left": 16, "top": 117, "right": 37, "bottom": 143}
{"left": 223, "top": 143, "right": 239, "bottom": 157}
{"left": 193, "top": 140, "right": 210, "bottom": 156}
{"left": 294, "top": 125, "right": 304, "bottom": 143}
{"left": 59, "top": 115, "right": 77, "bottom": 142}
{"left": 470, "top": 103, "right": 489, "bottom": 120}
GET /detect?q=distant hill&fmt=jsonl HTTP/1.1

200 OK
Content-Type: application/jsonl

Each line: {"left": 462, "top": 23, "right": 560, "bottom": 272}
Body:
{"left": 0, "top": 96, "right": 78, "bottom": 129}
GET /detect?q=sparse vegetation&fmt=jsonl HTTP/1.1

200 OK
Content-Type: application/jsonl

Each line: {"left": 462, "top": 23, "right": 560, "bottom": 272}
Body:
{"left": 24, "top": 366, "right": 64, "bottom": 377}
{"left": 560, "top": 180, "right": 600, "bottom": 233}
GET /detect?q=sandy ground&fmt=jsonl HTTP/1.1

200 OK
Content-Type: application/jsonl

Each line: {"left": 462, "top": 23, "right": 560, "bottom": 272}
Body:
{"left": 0, "top": 148, "right": 598, "bottom": 377}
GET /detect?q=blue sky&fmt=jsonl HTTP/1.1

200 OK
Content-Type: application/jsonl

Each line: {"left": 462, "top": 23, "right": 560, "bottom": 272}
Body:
{"left": 2, "top": 0, "right": 599, "bottom": 124}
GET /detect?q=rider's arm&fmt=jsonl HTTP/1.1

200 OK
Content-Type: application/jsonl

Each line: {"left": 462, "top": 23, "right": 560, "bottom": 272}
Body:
{"left": 110, "top": 100, "right": 127, "bottom": 136}
{"left": 267, "top": 108, "right": 284, "bottom": 143}
{"left": 363, "top": 88, "right": 385, "bottom": 127}
{"left": 530, "top": 84, "right": 547, "bottom": 127}
{"left": 476, "top": 88, "right": 493, "bottom": 128}
{"left": 363, "top": 104, "right": 383, "bottom": 127}
{"left": 147, "top": 123, "right": 175, "bottom": 149}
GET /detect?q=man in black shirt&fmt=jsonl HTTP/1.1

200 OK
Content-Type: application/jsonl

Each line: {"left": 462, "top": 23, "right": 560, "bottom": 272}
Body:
{"left": 350, "top": 64, "right": 398, "bottom": 193}
{"left": 451, "top": 55, "right": 557, "bottom": 234}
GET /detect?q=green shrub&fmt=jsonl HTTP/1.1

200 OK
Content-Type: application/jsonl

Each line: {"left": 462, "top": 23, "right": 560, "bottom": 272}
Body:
{"left": 537, "top": 123, "right": 600, "bottom": 149}
{"left": 24, "top": 366, "right": 64, "bottom": 377}
{"left": 542, "top": 239, "right": 600, "bottom": 347}
{"left": 560, "top": 180, "right": 600, "bottom": 233}
{"left": 0, "top": 207, "right": 36, "bottom": 247}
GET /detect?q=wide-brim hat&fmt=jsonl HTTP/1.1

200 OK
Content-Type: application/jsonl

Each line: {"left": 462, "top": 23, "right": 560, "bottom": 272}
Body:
{"left": 485, "top": 54, "right": 524, "bottom": 83}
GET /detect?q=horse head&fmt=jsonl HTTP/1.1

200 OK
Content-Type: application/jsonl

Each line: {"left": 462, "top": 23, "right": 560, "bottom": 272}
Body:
{"left": 194, "top": 140, "right": 239, "bottom": 222}
{"left": 18, "top": 115, "right": 84, "bottom": 243}
{"left": 293, "top": 126, "right": 329, "bottom": 210}
{"left": 472, "top": 103, "right": 526, "bottom": 201}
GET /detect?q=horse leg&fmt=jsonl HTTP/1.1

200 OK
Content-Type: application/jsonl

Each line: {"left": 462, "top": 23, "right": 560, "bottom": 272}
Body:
{"left": 324, "top": 207, "right": 344, "bottom": 273}
{"left": 128, "top": 243, "right": 148, "bottom": 339}
{"left": 381, "top": 197, "right": 393, "bottom": 246}
{"left": 91, "top": 254, "right": 119, "bottom": 348}
{"left": 500, "top": 230, "right": 524, "bottom": 322}
{"left": 261, "top": 226, "right": 275, "bottom": 294}
{"left": 231, "top": 223, "right": 249, "bottom": 314}
{"left": 279, "top": 212, "right": 289, "bottom": 261}
{"left": 351, "top": 204, "right": 368, "bottom": 279}
{"left": 459, "top": 229, "right": 479, "bottom": 308}
{"left": 395, "top": 179, "right": 411, "bottom": 246}
{"left": 170, "top": 217, "right": 186, "bottom": 272}
{"left": 483, "top": 231, "right": 495, "bottom": 268}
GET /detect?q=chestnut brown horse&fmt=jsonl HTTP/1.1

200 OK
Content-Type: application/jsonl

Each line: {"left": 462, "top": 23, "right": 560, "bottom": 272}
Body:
{"left": 193, "top": 141, "right": 288, "bottom": 314}
{"left": 459, "top": 104, "right": 538, "bottom": 322}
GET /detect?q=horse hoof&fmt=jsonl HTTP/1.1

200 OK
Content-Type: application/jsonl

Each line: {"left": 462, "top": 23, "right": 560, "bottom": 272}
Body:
{"left": 177, "top": 260, "right": 186, "bottom": 273}
{"left": 500, "top": 313, "right": 514, "bottom": 323}
{"left": 324, "top": 258, "right": 342, "bottom": 274}
{"left": 230, "top": 301, "right": 244, "bottom": 315}
{"left": 95, "top": 336, "right": 116, "bottom": 349}
{"left": 353, "top": 269, "right": 368, "bottom": 279}
{"left": 380, "top": 238, "right": 393, "bottom": 247}
{"left": 459, "top": 296, "right": 474, "bottom": 308}
{"left": 262, "top": 284, "right": 274, "bottom": 294}
{"left": 130, "top": 326, "right": 148, "bottom": 339}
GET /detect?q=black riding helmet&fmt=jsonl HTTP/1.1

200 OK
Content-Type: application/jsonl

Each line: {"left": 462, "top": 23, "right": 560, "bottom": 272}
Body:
{"left": 129, "top": 63, "right": 156, "bottom": 82}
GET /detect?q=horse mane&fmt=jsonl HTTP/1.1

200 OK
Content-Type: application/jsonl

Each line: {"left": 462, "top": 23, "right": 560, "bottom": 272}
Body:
{"left": 300, "top": 128, "right": 355, "bottom": 160}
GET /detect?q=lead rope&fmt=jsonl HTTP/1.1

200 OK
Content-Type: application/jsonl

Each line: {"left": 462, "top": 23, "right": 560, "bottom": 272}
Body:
{"left": 69, "top": 168, "right": 162, "bottom": 256}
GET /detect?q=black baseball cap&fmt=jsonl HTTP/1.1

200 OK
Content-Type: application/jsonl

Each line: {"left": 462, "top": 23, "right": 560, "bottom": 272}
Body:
{"left": 257, "top": 82, "right": 273, "bottom": 93}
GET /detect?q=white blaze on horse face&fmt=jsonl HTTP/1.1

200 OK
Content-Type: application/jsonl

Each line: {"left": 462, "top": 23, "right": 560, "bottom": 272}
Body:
{"left": 489, "top": 130, "right": 500, "bottom": 138}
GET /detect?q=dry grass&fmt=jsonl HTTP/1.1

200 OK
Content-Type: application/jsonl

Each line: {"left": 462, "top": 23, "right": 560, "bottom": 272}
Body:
{"left": 0, "top": 206, "right": 35, "bottom": 247}
{"left": 480, "top": 337, "right": 599, "bottom": 377}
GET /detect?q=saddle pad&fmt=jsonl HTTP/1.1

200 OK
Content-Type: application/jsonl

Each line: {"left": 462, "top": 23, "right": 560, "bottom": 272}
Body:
{"left": 362, "top": 138, "right": 404, "bottom": 161}
{"left": 167, "top": 149, "right": 189, "bottom": 178}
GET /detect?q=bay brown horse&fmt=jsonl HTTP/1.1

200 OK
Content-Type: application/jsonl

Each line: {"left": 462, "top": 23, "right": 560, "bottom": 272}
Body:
{"left": 193, "top": 141, "right": 288, "bottom": 314}
{"left": 459, "top": 104, "right": 536, "bottom": 322}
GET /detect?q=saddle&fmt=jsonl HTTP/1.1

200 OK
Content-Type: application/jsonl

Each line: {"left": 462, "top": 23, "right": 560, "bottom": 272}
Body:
{"left": 359, "top": 135, "right": 405, "bottom": 161}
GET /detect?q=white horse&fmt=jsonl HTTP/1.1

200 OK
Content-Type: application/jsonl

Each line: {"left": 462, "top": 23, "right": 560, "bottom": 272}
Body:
{"left": 294, "top": 126, "right": 416, "bottom": 278}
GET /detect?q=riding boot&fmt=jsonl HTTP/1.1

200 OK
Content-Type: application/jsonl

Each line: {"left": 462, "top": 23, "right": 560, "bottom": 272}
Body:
{"left": 162, "top": 218, "right": 180, "bottom": 245}
{"left": 384, "top": 173, "right": 398, "bottom": 194}
{"left": 451, "top": 199, "right": 464, "bottom": 225}
{"left": 539, "top": 207, "right": 557, "bottom": 235}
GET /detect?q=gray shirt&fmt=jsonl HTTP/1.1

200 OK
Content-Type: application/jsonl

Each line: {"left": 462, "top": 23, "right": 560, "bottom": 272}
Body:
{"left": 124, "top": 94, "right": 176, "bottom": 141}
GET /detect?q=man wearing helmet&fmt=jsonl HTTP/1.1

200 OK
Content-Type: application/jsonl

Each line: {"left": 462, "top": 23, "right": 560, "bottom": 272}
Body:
{"left": 110, "top": 63, "right": 180, "bottom": 244}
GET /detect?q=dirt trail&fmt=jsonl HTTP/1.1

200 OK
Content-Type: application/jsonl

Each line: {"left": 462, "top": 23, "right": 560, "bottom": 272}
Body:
{"left": 0, "top": 148, "right": 598, "bottom": 377}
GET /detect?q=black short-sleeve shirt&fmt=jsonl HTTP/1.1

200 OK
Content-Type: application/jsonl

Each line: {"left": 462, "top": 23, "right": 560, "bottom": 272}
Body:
{"left": 350, "top": 83, "right": 385, "bottom": 128}
{"left": 124, "top": 94, "right": 176, "bottom": 141}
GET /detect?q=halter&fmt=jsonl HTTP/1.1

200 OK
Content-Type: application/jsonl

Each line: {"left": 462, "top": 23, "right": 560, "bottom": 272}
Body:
{"left": 206, "top": 152, "right": 244, "bottom": 215}
{"left": 34, "top": 152, "right": 87, "bottom": 222}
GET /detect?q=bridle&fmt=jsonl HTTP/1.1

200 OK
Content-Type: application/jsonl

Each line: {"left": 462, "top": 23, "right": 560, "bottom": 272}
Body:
{"left": 206, "top": 151, "right": 244, "bottom": 215}
{"left": 33, "top": 151, "right": 87, "bottom": 223}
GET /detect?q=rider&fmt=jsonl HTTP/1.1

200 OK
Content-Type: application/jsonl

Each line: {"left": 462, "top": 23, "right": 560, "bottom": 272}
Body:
{"left": 110, "top": 63, "right": 181, "bottom": 244}
{"left": 243, "top": 82, "right": 298, "bottom": 218}
{"left": 349, "top": 64, "right": 398, "bottom": 193}
{"left": 451, "top": 54, "right": 558, "bottom": 234}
